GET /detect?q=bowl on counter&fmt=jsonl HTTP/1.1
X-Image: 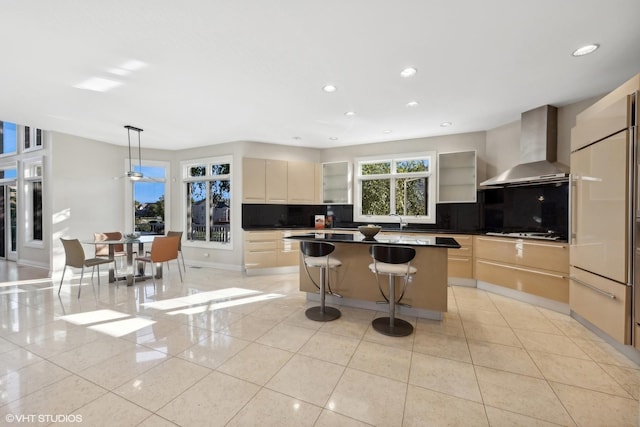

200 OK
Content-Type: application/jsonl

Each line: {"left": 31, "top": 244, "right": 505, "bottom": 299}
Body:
{"left": 358, "top": 225, "right": 382, "bottom": 239}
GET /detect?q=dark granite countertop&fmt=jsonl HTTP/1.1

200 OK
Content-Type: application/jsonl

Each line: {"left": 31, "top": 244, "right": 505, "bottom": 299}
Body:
{"left": 286, "top": 233, "right": 461, "bottom": 249}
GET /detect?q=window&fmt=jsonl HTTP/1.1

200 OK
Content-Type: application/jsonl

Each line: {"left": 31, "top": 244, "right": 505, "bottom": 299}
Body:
{"left": 23, "top": 158, "right": 43, "bottom": 244}
{"left": 182, "top": 156, "right": 231, "bottom": 248}
{"left": 0, "top": 122, "right": 17, "bottom": 155}
{"left": 132, "top": 164, "right": 167, "bottom": 235}
{"left": 355, "top": 152, "right": 436, "bottom": 224}
{"left": 23, "top": 126, "right": 44, "bottom": 152}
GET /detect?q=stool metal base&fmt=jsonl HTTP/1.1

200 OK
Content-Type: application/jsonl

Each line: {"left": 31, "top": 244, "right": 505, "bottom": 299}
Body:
{"left": 372, "top": 317, "right": 413, "bottom": 337}
{"left": 305, "top": 306, "right": 341, "bottom": 322}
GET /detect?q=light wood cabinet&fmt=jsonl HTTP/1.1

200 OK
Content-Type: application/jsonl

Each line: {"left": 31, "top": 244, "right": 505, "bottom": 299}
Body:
{"left": 379, "top": 232, "right": 473, "bottom": 279}
{"left": 242, "top": 158, "right": 267, "bottom": 203}
{"left": 244, "top": 229, "right": 309, "bottom": 271}
{"left": 474, "top": 236, "right": 569, "bottom": 303}
{"left": 265, "top": 159, "right": 288, "bottom": 204}
{"left": 437, "top": 150, "right": 477, "bottom": 203}
{"left": 287, "top": 161, "right": 316, "bottom": 204}
{"left": 570, "top": 266, "right": 631, "bottom": 344}
{"left": 441, "top": 234, "right": 473, "bottom": 279}
{"left": 243, "top": 158, "right": 319, "bottom": 205}
{"left": 244, "top": 231, "right": 280, "bottom": 269}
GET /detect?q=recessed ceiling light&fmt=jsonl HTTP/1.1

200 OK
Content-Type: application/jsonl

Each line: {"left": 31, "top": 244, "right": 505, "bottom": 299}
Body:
{"left": 400, "top": 67, "right": 417, "bottom": 78}
{"left": 383, "top": 130, "right": 392, "bottom": 134}
{"left": 323, "top": 84, "right": 337, "bottom": 93}
{"left": 440, "top": 122, "right": 452, "bottom": 127}
{"left": 344, "top": 111, "right": 355, "bottom": 116}
{"left": 329, "top": 137, "right": 338, "bottom": 141}
{"left": 292, "top": 136, "right": 301, "bottom": 140}
{"left": 74, "top": 77, "right": 122, "bottom": 92}
{"left": 572, "top": 44, "right": 599, "bottom": 57}
{"left": 406, "top": 101, "right": 419, "bottom": 107}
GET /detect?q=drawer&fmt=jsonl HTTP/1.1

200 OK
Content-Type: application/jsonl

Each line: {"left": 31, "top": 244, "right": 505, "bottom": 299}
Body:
{"left": 475, "top": 236, "right": 568, "bottom": 273}
{"left": 569, "top": 266, "right": 631, "bottom": 344}
{"left": 277, "top": 249, "right": 300, "bottom": 267}
{"left": 448, "top": 256, "right": 473, "bottom": 279}
{"left": 244, "top": 231, "right": 280, "bottom": 242}
{"left": 448, "top": 246, "right": 472, "bottom": 257}
{"left": 246, "top": 240, "right": 277, "bottom": 251}
{"left": 245, "top": 250, "right": 277, "bottom": 269}
{"left": 279, "top": 238, "right": 300, "bottom": 252}
{"left": 475, "top": 259, "right": 569, "bottom": 303}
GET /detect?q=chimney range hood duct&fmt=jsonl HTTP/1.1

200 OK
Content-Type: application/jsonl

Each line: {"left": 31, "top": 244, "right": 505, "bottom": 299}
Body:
{"left": 480, "top": 105, "right": 569, "bottom": 187}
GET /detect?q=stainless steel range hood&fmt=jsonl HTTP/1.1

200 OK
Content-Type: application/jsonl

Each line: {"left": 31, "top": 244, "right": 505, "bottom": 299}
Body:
{"left": 480, "top": 105, "right": 569, "bottom": 187}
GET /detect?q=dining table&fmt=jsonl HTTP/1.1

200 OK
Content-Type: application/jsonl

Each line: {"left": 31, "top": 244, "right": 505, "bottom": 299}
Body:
{"left": 84, "top": 235, "right": 159, "bottom": 286}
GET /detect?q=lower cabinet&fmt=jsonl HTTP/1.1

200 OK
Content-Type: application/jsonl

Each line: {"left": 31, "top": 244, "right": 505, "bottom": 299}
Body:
{"left": 378, "top": 232, "right": 474, "bottom": 279}
{"left": 244, "top": 230, "right": 308, "bottom": 270}
{"left": 569, "top": 266, "right": 631, "bottom": 344}
{"left": 474, "top": 236, "right": 570, "bottom": 303}
{"left": 441, "top": 234, "right": 473, "bottom": 279}
{"left": 244, "top": 231, "right": 280, "bottom": 269}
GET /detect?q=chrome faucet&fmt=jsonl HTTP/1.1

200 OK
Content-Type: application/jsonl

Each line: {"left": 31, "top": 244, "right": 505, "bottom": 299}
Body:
{"left": 390, "top": 213, "right": 407, "bottom": 231}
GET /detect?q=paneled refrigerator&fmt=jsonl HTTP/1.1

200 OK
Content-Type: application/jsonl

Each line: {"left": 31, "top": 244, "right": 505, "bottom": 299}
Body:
{"left": 570, "top": 74, "right": 639, "bottom": 348}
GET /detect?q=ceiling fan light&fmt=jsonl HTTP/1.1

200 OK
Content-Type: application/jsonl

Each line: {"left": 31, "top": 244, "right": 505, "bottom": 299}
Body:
{"left": 127, "top": 171, "right": 143, "bottom": 181}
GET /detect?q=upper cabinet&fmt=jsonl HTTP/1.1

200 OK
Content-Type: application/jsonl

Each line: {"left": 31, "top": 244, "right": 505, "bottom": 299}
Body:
{"left": 287, "top": 160, "right": 316, "bottom": 204}
{"left": 437, "top": 150, "right": 477, "bottom": 203}
{"left": 265, "top": 159, "right": 288, "bottom": 204}
{"left": 322, "top": 161, "right": 351, "bottom": 204}
{"left": 243, "top": 158, "right": 267, "bottom": 203}
{"left": 242, "top": 158, "right": 319, "bottom": 204}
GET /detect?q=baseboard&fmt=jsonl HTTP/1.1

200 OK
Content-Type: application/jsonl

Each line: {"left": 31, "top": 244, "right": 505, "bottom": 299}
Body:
{"left": 571, "top": 311, "right": 640, "bottom": 366}
{"left": 476, "top": 280, "right": 570, "bottom": 315}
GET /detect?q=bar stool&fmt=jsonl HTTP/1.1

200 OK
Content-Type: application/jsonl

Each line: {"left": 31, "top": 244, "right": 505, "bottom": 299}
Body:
{"left": 300, "top": 241, "right": 342, "bottom": 322}
{"left": 368, "top": 245, "right": 417, "bottom": 336}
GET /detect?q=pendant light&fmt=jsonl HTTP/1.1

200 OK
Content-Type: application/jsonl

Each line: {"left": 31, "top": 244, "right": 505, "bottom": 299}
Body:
{"left": 125, "top": 125, "right": 144, "bottom": 181}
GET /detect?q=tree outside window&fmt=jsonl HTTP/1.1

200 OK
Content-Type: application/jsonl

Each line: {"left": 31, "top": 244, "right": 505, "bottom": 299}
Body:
{"left": 356, "top": 153, "right": 436, "bottom": 224}
{"left": 184, "top": 157, "right": 231, "bottom": 245}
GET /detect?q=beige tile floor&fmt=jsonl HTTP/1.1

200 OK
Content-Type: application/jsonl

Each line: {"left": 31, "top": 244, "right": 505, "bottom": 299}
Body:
{"left": 0, "top": 261, "right": 639, "bottom": 426}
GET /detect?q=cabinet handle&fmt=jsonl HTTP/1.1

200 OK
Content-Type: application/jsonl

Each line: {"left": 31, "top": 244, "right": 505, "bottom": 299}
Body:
{"left": 448, "top": 257, "right": 470, "bottom": 262}
{"left": 570, "top": 276, "right": 616, "bottom": 299}
{"left": 477, "top": 260, "right": 566, "bottom": 279}
{"left": 476, "top": 237, "right": 566, "bottom": 249}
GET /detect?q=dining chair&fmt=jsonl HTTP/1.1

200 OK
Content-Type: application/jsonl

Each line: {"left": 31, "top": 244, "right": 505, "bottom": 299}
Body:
{"left": 59, "top": 238, "right": 119, "bottom": 298}
{"left": 94, "top": 231, "right": 130, "bottom": 268}
{"left": 133, "top": 235, "right": 183, "bottom": 288}
{"left": 166, "top": 230, "right": 186, "bottom": 273}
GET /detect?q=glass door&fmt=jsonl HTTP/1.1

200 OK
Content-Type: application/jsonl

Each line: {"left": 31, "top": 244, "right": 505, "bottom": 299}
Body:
{"left": 0, "top": 183, "right": 17, "bottom": 261}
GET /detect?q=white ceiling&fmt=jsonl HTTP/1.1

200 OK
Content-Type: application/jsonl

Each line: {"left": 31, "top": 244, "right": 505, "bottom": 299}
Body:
{"left": 1, "top": 1, "right": 639, "bottom": 151}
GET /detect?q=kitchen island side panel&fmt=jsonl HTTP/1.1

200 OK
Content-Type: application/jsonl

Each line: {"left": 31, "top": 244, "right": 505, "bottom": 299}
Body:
{"left": 298, "top": 243, "right": 448, "bottom": 312}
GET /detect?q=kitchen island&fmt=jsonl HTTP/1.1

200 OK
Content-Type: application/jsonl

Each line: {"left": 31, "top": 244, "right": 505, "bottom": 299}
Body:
{"left": 287, "top": 233, "right": 460, "bottom": 320}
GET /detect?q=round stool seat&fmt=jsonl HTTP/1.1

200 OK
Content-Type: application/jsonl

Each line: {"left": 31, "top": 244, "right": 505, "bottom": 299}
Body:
{"left": 306, "top": 256, "right": 342, "bottom": 268}
{"left": 368, "top": 262, "right": 417, "bottom": 275}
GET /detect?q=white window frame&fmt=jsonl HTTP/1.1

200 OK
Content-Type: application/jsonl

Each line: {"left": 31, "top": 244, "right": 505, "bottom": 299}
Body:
{"left": 23, "top": 126, "right": 44, "bottom": 153}
{"left": 354, "top": 151, "right": 437, "bottom": 224}
{"left": 124, "top": 159, "right": 170, "bottom": 235}
{"left": 181, "top": 155, "right": 233, "bottom": 251}
{"left": 23, "top": 156, "right": 44, "bottom": 248}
